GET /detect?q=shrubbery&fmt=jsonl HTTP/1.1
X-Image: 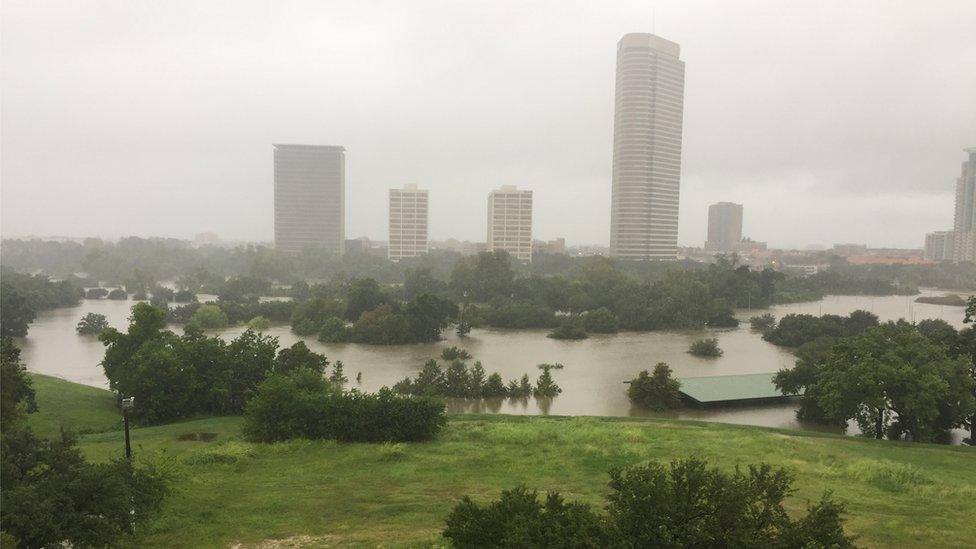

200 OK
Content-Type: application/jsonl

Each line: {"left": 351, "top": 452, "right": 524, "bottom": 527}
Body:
{"left": 242, "top": 369, "right": 446, "bottom": 443}
{"left": 582, "top": 307, "right": 619, "bottom": 333}
{"left": 76, "top": 312, "right": 109, "bottom": 335}
{"left": 547, "top": 316, "right": 587, "bottom": 340}
{"left": 443, "top": 457, "right": 856, "bottom": 548}
{"left": 763, "top": 310, "right": 879, "bottom": 347}
{"left": 689, "top": 338, "right": 723, "bottom": 357}
{"left": 749, "top": 313, "right": 776, "bottom": 331}
{"left": 393, "top": 355, "right": 561, "bottom": 400}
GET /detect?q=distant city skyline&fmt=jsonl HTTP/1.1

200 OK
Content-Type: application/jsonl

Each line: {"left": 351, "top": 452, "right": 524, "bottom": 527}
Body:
{"left": 2, "top": 2, "right": 974, "bottom": 249}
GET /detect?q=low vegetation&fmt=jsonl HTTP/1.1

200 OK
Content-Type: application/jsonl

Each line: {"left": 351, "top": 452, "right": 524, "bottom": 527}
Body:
{"left": 444, "top": 456, "right": 856, "bottom": 547}
{"left": 392, "top": 354, "right": 561, "bottom": 399}
{"left": 689, "top": 337, "right": 723, "bottom": 357}
{"left": 628, "top": 363, "right": 682, "bottom": 410}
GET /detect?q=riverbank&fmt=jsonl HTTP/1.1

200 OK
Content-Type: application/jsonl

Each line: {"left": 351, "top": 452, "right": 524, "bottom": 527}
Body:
{"left": 31, "top": 376, "right": 976, "bottom": 548}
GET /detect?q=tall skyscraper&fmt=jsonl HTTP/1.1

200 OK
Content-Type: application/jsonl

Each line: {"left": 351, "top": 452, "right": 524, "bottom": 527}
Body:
{"left": 610, "top": 33, "right": 686, "bottom": 260}
{"left": 273, "top": 144, "right": 345, "bottom": 254}
{"left": 705, "top": 202, "right": 744, "bottom": 251}
{"left": 388, "top": 184, "right": 429, "bottom": 262}
{"left": 487, "top": 185, "right": 533, "bottom": 262}
{"left": 951, "top": 148, "right": 976, "bottom": 262}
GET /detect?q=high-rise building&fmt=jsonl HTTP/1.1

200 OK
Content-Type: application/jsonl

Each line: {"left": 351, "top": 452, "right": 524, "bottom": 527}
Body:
{"left": 705, "top": 202, "right": 743, "bottom": 251}
{"left": 925, "top": 231, "right": 954, "bottom": 261}
{"left": 388, "top": 184, "right": 429, "bottom": 261}
{"left": 487, "top": 185, "right": 533, "bottom": 262}
{"left": 951, "top": 148, "right": 976, "bottom": 262}
{"left": 610, "top": 33, "right": 686, "bottom": 260}
{"left": 273, "top": 144, "right": 345, "bottom": 254}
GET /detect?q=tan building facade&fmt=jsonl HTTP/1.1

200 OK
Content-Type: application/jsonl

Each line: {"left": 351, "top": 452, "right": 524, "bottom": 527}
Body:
{"left": 388, "top": 184, "right": 429, "bottom": 261}
{"left": 487, "top": 185, "right": 533, "bottom": 262}
{"left": 610, "top": 33, "right": 686, "bottom": 260}
{"left": 952, "top": 148, "right": 976, "bottom": 262}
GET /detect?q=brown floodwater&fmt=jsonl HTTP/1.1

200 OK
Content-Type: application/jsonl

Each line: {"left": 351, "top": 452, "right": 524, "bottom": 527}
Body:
{"left": 13, "top": 289, "right": 970, "bottom": 440}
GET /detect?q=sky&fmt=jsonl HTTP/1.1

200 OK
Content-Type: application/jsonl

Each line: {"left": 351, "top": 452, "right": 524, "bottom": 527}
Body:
{"left": 2, "top": 0, "right": 974, "bottom": 250}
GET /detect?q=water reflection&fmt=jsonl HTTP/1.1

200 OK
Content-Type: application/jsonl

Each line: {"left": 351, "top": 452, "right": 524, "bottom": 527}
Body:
{"left": 14, "top": 289, "right": 968, "bottom": 441}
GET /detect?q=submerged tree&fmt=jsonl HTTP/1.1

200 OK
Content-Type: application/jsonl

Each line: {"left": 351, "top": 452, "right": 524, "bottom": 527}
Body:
{"left": 628, "top": 363, "right": 682, "bottom": 411}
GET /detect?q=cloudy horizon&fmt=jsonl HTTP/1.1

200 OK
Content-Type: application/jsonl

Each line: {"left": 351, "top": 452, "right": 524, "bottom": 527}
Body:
{"left": 2, "top": 0, "right": 974, "bottom": 250}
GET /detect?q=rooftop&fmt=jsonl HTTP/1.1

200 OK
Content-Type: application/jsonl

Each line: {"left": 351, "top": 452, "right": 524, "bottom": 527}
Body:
{"left": 678, "top": 373, "right": 793, "bottom": 407}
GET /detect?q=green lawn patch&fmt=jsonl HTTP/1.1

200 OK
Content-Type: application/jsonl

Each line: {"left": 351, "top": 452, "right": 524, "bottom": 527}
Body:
{"left": 27, "top": 374, "right": 119, "bottom": 438}
{"left": 70, "top": 415, "right": 975, "bottom": 548}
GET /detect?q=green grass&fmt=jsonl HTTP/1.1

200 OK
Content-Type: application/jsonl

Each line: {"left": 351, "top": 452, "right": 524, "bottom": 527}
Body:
{"left": 29, "top": 376, "right": 976, "bottom": 548}
{"left": 26, "top": 374, "right": 119, "bottom": 438}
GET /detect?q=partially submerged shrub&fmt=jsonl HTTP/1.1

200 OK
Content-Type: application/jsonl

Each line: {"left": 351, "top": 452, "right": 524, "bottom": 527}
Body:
{"left": 688, "top": 337, "right": 723, "bottom": 357}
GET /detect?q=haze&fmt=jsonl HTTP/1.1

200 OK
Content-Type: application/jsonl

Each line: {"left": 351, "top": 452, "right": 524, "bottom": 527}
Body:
{"left": 2, "top": 0, "right": 974, "bottom": 249}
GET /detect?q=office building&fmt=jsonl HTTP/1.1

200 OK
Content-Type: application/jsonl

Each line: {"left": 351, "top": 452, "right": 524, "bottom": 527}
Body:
{"left": 924, "top": 231, "right": 954, "bottom": 261}
{"left": 952, "top": 148, "right": 976, "bottom": 262}
{"left": 388, "top": 184, "right": 429, "bottom": 261}
{"left": 487, "top": 185, "right": 533, "bottom": 261}
{"left": 610, "top": 33, "right": 686, "bottom": 260}
{"left": 705, "top": 202, "right": 743, "bottom": 251}
{"left": 273, "top": 144, "right": 345, "bottom": 254}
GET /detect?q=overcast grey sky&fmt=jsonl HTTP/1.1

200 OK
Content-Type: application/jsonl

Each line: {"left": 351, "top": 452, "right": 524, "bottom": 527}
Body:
{"left": 2, "top": 0, "right": 974, "bottom": 249}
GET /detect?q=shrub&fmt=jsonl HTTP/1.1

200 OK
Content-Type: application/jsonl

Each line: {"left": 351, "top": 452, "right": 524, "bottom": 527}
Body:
{"left": 534, "top": 365, "right": 562, "bottom": 397}
{"left": 628, "top": 363, "right": 682, "bottom": 410}
{"left": 243, "top": 370, "right": 446, "bottom": 443}
{"left": 76, "top": 312, "right": 110, "bottom": 335}
{"left": 582, "top": 307, "right": 619, "bottom": 333}
{"left": 749, "top": 313, "right": 776, "bottom": 331}
{"left": 189, "top": 303, "right": 229, "bottom": 330}
{"left": 547, "top": 317, "right": 588, "bottom": 340}
{"left": 378, "top": 442, "right": 407, "bottom": 462}
{"left": 173, "top": 289, "right": 197, "bottom": 303}
{"left": 443, "top": 457, "right": 857, "bottom": 549}
{"left": 689, "top": 338, "right": 723, "bottom": 357}
{"left": 246, "top": 315, "right": 271, "bottom": 331}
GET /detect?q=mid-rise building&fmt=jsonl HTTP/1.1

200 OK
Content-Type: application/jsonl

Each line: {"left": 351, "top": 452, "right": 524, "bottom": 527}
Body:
{"left": 705, "top": 202, "right": 743, "bottom": 251}
{"left": 924, "top": 231, "right": 954, "bottom": 261}
{"left": 388, "top": 184, "right": 429, "bottom": 261}
{"left": 487, "top": 185, "right": 533, "bottom": 262}
{"left": 273, "top": 144, "right": 345, "bottom": 254}
{"left": 610, "top": 33, "right": 686, "bottom": 260}
{"left": 952, "top": 148, "right": 976, "bottom": 262}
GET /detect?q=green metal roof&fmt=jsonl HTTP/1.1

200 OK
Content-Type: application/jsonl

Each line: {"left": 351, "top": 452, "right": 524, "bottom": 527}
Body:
{"left": 678, "top": 373, "right": 787, "bottom": 405}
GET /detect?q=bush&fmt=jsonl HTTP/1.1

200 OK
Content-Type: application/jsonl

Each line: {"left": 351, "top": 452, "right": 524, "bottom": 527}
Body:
{"left": 628, "top": 363, "right": 682, "bottom": 410}
{"left": 243, "top": 370, "right": 446, "bottom": 443}
{"left": 189, "top": 303, "right": 229, "bottom": 330}
{"left": 441, "top": 346, "right": 472, "bottom": 361}
{"left": 534, "top": 365, "right": 562, "bottom": 397}
{"left": 173, "top": 289, "right": 197, "bottom": 303}
{"left": 582, "top": 307, "right": 619, "bottom": 333}
{"left": 548, "top": 317, "right": 588, "bottom": 340}
{"left": 689, "top": 338, "right": 723, "bottom": 357}
{"left": 76, "top": 312, "right": 110, "bottom": 335}
{"left": 444, "top": 457, "right": 857, "bottom": 549}
{"left": 749, "top": 313, "right": 776, "bottom": 331}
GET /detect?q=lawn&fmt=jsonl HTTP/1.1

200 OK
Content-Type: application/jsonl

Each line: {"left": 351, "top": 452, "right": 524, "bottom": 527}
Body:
{"left": 26, "top": 373, "right": 120, "bottom": 438}
{"left": 32, "top": 376, "right": 976, "bottom": 548}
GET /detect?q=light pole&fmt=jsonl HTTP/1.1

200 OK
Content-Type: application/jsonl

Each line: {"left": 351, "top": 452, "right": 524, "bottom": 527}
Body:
{"left": 121, "top": 397, "right": 135, "bottom": 460}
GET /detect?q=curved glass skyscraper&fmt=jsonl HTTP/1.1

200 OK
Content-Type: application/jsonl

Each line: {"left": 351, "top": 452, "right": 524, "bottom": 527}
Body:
{"left": 610, "top": 33, "right": 685, "bottom": 260}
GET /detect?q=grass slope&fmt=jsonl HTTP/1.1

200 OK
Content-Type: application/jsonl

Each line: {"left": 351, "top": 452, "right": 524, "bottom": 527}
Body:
{"left": 29, "top": 376, "right": 976, "bottom": 548}
{"left": 27, "top": 374, "right": 119, "bottom": 438}
{"left": 74, "top": 417, "right": 975, "bottom": 548}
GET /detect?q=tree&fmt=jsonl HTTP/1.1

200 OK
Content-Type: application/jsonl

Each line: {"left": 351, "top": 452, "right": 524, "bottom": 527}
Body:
{"left": 1, "top": 337, "right": 37, "bottom": 423}
{"left": 107, "top": 288, "right": 128, "bottom": 300}
{"left": 405, "top": 294, "right": 457, "bottom": 342}
{"left": 441, "top": 346, "right": 472, "bottom": 361}
{"left": 628, "top": 363, "right": 682, "bottom": 411}
{"left": 329, "top": 360, "right": 348, "bottom": 386}
{"left": 773, "top": 337, "right": 841, "bottom": 424}
{"left": 0, "top": 280, "right": 35, "bottom": 337}
{"left": 76, "top": 312, "right": 110, "bottom": 335}
{"left": 689, "top": 338, "right": 723, "bottom": 357}
{"left": 247, "top": 315, "right": 271, "bottom": 331}
{"left": 582, "top": 307, "right": 619, "bottom": 333}
{"left": 275, "top": 341, "right": 328, "bottom": 375}
{"left": 85, "top": 287, "right": 109, "bottom": 299}
{"left": 450, "top": 250, "right": 515, "bottom": 302}
{"left": 189, "top": 303, "right": 229, "bottom": 330}
{"left": 534, "top": 365, "right": 562, "bottom": 397}
{"left": 548, "top": 316, "right": 588, "bottom": 340}
{"left": 345, "top": 278, "right": 390, "bottom": 321}
{"left": 749, "top": 313, "right": 776, "bottom": 331}
{"left": 815, "top": 324, "right": 975, "bottom": 441}
{"left": 318, "top": 316, "right": 350, "bottom": 343}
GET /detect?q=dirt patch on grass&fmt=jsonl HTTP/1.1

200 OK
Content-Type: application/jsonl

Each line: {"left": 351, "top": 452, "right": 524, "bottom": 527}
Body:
{"left": 231, "top": 534, "right": 341, "bottom": 548}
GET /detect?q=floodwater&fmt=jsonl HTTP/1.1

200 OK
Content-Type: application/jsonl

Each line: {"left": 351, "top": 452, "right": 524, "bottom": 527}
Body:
{"left": 14, "top": 289, "right": 970, "bottom": 438}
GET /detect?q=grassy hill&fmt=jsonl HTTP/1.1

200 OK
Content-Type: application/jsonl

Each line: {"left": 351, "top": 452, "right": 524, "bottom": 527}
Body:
{"left": 26, "top": 374, "right": 119, "bottom": 438}
{"left": 29, "top": 376, "right": 976, "bottom": 548}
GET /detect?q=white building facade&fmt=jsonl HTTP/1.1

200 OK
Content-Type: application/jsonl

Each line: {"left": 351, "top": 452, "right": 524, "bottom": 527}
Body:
{"left": 388, "top": 184, "right": 429, "bottom": 261}
{"left": 487, "top": 185, "right": 533, "bottom": 262}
